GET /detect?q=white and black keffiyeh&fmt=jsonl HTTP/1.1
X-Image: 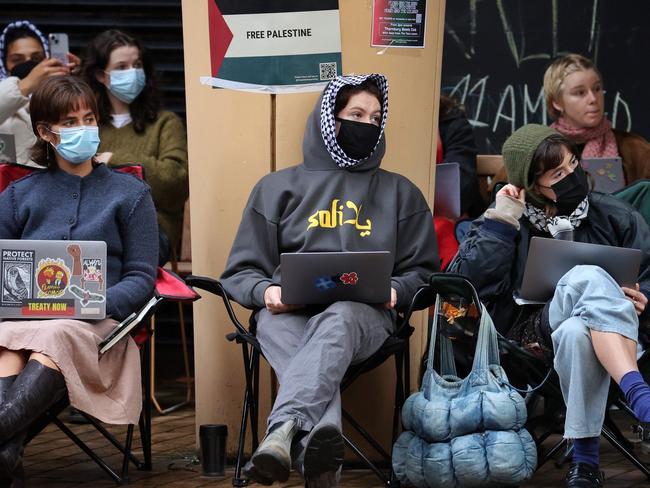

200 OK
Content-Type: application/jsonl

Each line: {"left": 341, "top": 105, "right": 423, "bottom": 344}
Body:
{"left": 524, "top": 197, "right": 589, "bottom": 236}
{"left": 0, "top": 20, "right": 50, "bottom": 80}
{"left": 320, "top": 73, "right": 388, "bottom": 168}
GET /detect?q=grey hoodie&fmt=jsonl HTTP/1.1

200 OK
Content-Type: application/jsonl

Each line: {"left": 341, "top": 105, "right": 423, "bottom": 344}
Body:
{"left": 221, "top": 74, "right": 439, "bottom": 310}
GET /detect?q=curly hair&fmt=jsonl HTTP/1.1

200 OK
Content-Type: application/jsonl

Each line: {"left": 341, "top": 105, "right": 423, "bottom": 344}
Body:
{"left": 79, "top": 29, "right": 160, "bottom": 134}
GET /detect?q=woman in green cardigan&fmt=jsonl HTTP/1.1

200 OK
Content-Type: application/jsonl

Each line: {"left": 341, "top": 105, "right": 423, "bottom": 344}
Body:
{"left": 80, "top": 29, "right": 188, "bottom": 264}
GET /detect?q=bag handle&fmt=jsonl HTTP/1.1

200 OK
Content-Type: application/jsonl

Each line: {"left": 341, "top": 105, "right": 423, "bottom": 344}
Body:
{"left": 426, "top": 294, "right": 458, "bottom": 377}
{"left": 471, "top": 304, "right": 501, "bottom": 371}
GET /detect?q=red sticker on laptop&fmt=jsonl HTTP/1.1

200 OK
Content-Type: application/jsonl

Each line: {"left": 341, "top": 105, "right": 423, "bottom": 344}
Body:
{"left": 340, "top": 272, "right": 358, "bottom": 285}
{"left": 35, "top": 258, "right": 70, "bottom": 298}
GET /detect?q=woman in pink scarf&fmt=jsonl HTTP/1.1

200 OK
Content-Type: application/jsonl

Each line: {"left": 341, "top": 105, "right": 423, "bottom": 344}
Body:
{"left": 545, "top": 54, "right": 650, "bottom": 184}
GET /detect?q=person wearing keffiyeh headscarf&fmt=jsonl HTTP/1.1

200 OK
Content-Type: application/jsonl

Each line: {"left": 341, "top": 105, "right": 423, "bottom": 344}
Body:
{"left": 0, "top": 20, "right": 78, "bottom": 166}
{"left": 448, "top": 124, "right": 650, "bottom": 488}
{"left": 220, "top": 74, "right": 439, "bottom": 487}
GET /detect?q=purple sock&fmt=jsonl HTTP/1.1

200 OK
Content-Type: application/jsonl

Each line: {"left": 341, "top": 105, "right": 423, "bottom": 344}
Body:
{"left": 572, "top": 437, "right": 599, "bottom": 467}
{"left": 620, "top": 371, "right": 650, "bottom": 422}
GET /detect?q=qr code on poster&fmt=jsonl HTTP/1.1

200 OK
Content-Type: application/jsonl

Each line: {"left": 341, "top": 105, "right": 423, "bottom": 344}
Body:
{"left": 319, "top": 62, "right": 337, "bottom": 81}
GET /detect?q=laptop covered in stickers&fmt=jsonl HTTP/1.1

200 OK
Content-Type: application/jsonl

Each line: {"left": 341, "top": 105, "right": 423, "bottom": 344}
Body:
{"left": 0, "top": 239, "right": 107, "bottom": 319}
{"left": 280, "top": 251, "right": 392, "bottom": 305}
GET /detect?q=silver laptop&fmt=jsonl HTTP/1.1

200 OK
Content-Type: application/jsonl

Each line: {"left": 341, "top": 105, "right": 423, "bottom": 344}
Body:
{"left": 0, "top": 134, "right": 16, "bottom": 163}
{"left": 433, "top": 162, "right": 461, "bottom": 219}
{"left": 280, "top": 251, "right": 392, "bottom": 305}
{"left": 0, "top": 239, "right": 107, "bottom": 319}
{"left": 581, "top": 157, "right": 624, "bottom": 194}
{"left": 516, "top": 237, "right": 642, "bottom": 304}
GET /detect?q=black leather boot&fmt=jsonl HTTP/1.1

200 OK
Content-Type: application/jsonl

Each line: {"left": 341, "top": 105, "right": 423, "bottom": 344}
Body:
{"left": 0, "top": 361, "right": 66, "bottom": 442}
{"left": 0, "top": 377, "right": 16, "bottom": 405}
{"left": 0, "top": 376, "right": 16, "bottom": 485}
{"left": 0, "top": 430, "right": 27, "bottom": 477}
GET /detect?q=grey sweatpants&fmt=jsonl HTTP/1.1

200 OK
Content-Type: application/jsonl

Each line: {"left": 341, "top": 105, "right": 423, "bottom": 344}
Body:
{"left": 256, "top": 301, "right": 395, "bottom": 433}
{"left": 549, "top": 265, "right": 639, "bottom": 439}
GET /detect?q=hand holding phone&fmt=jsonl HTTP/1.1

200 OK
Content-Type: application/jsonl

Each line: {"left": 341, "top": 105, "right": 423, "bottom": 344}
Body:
{"left": 48, "top": 33, "right": 69, "bottom": 64}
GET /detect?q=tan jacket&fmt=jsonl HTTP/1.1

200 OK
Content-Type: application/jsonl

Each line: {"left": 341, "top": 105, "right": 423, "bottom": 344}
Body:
{"left": 614, "top": 129, "right": 650, "bottom": 183}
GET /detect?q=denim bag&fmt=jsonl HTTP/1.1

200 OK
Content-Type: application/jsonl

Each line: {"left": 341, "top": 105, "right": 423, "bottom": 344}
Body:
{"left": 392, "top": 295, "right": 537, "bottom": 487}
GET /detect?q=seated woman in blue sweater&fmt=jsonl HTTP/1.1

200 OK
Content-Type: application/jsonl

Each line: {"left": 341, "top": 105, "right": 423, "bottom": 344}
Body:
{"left": 0, "top": 75, "right": 158, "bottom": 483}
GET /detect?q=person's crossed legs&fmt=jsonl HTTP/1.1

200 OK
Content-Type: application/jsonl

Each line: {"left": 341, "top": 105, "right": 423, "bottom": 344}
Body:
{"left": 246, "top": 301, "right": 393, "bottom": 486}
{"left": 550, "top": 265, "right": 650, "bottom": 487}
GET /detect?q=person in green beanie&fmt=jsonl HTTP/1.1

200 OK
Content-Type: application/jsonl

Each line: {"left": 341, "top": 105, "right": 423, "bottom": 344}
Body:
{"left": 448, "top": 124, "right": 650, "bottom": 488}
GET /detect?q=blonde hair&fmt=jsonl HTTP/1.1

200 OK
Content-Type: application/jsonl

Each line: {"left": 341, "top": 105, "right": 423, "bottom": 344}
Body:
{"left": 543, "top": 54, "right": 602, "bottom": 120}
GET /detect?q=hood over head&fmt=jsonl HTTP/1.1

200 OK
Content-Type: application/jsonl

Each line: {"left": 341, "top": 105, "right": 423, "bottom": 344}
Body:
{"left": 0, "top": 20, "right": 49, "bottom": 80}
{"left": 302, "top": 73, "right": 388, "bottom": 172}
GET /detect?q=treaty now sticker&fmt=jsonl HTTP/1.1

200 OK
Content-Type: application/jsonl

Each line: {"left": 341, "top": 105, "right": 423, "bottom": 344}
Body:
{"left": 21, "top": 299, "right": 75, "bottom": 316}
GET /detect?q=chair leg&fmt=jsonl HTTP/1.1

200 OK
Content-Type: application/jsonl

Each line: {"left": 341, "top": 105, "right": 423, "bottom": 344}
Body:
{"left": 250, "top": 348, "right": 260, "bottom": 451}
{"left": 537, "top": 436, "right": 567, "bottom": 468}
{"left": 392, "top": 352, "right": 404, "bottom": 444}
{"left": 233, "top": 342, "right": 255, "bottom": 487}
{"left": 150, "top": 306, "right": 193, "bottom": 415}
{"left": 141, "top": 337, "right": 153, "bottom": 470}
{"left": 120, "top": 424, "right": 134, "bottom": 481}
{"left": 602, "top": 424, "right": 650, "bottom": 479}
{"left": 342, "top": 433, "right": 391, "bottom": 487}
{"left": 51, "top": 417, "right": 125, "bottom": 484}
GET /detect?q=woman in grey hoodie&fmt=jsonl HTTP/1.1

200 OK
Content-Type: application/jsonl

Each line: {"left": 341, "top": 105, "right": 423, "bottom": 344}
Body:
{"left": 221, "top": 74, "right": 439, "bottom": 487}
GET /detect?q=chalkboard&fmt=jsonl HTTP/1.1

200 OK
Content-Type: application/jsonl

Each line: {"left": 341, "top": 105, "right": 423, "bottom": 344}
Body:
{"left": 441, "top": 0, "right": 650, "bottom": 154}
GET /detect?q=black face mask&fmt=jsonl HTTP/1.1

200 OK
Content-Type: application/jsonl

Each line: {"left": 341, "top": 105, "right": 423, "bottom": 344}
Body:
{"left": 550, "top": 164, "right": 589, "bottom": 215}
{"left": 335, "top": 118, "right": 380, "bottom": 160}
{"left": 9, "top": 60, "right": 38, "bottom": 80}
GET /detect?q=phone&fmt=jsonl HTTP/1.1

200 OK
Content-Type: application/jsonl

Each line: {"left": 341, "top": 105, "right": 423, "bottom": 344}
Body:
{"left": 48, "top": 33, "right": 69, "bottom": 64}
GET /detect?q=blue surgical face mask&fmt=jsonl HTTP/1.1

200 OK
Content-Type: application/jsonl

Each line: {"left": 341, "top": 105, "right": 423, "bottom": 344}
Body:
{"left": 50, "top": 126, "right": 100, "bottom": 164}
{"left": 107, "top": 68, "right": 146, "bottom": 103}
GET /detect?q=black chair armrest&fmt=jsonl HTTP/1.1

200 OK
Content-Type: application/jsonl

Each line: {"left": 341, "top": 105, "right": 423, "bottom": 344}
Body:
{"left": 429, "top": 272, "right": 482, "bottom": 311}
{"left": 184, "top": 274, "right": 249, "bottom": 336}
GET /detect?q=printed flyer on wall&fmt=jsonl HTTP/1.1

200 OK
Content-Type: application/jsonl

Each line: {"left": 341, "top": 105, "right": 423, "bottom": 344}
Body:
{"left": 372, "top": 0, "right": 426, "bottom": 49}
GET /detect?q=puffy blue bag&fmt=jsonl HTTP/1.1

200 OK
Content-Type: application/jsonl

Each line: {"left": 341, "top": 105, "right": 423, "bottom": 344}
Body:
{"left": 392, "top": 295, "right": 537, "bottom": 487}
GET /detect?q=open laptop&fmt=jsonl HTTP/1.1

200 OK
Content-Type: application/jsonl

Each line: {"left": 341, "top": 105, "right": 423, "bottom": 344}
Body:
{"left": 433, "top": 162, "right": 461, "bottom": 219}
{"left": 0, "top": 239, "right": 107, "bottom": 319}
{"left": 516, "top": 237, "right": 642, "bottom": 304}
{"left": 0, "top": 134, "right": 16, "bottom": 164}
{"left": 280, "top": 251, "right": 392, "bottom": 305}
{"left": 581, "top": 157, "right": 624, "bottom": 194}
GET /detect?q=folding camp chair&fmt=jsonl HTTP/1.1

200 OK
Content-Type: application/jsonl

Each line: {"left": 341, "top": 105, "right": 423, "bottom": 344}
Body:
{"left": 23, "top": 267, "right": 200, "bottom": 484}
{"left": 184, "top": 274, "right": 438, "bottom": 487}
{"left": 0, "top": 162, "right": 201, "bottom": 483}
{"left": 0, "top": 162, "right": 195, "bottom": 415}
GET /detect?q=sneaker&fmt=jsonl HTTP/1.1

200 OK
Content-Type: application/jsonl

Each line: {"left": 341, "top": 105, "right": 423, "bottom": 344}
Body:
{"left": 242, "top": 420, "right": 298, "bottom": 484}
{"left": 565, "top": 462, "right": 604, "bottom": 488}
{"left": 303, "top": 424, "right": 344, "bottom": 487}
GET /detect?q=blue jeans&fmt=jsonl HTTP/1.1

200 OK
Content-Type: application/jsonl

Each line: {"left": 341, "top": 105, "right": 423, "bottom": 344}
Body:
{"left": 549, "top": 265, "right": 639, "bottom": 438}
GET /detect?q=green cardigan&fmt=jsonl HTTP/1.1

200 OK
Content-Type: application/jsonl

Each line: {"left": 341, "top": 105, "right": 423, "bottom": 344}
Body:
{"left": 99, "top": 110, "right": 189, "bottom": 247}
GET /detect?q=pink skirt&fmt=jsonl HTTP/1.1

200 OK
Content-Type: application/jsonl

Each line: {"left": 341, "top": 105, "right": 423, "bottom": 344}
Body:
{"left": 0, "top": 318, "right": 141, "bottom": 424}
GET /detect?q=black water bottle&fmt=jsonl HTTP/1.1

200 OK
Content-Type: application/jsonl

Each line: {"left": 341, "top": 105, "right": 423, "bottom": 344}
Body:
{"left": 199, "top": 424, "right": 228, "bottom": 477}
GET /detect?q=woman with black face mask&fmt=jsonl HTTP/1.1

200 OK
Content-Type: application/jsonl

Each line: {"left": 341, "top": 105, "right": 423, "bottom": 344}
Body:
{"left": 221, "top": 74, "right": 439, "bottom": 487}
{"left": 0, "top": 20, "right": 79, "bottom": 166}
{"left": 448, "top": 124, "right": 650, "bottom": 488}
